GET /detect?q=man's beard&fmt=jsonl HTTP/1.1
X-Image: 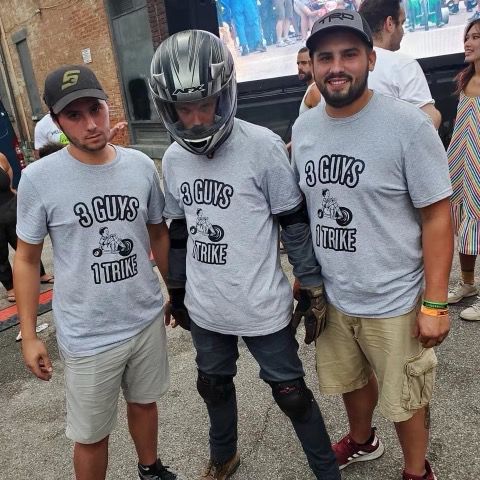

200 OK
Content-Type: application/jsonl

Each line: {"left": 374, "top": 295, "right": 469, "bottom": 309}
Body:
{"left": 299, "top": 71, "right": 312, "bottom": 83}
{"left": 67, "top": 134, "right": 108, "bottom": 153}
{"left": 318, "top": 68, "right": 369, "bottom": 108}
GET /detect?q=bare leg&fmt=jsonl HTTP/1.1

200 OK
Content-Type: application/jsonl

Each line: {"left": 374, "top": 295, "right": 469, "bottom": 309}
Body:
{"left": 459, "top": 253, "right": 476, "bottom": 284}
{"left": 128, "top": 402, "right": 158, "bottom": 465}
{"left": 276, "top": 20, "right": 283, "bottom": 42}
{"left": 395, "top": 407, "right": 429, "bottom": 476}
{"left": 74, "top": 437, "right": 109, "bottom": 480}
{"left": 342, "top": 374, "right": 378, "bottom": 443}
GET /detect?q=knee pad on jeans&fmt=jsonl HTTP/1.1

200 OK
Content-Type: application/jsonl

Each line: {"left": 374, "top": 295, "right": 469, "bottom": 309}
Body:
{"left": 197, "top": 371, "right": 235, "bottom": 406}
{"left": 270, "top": 378, "right": 313, "bottom": 423}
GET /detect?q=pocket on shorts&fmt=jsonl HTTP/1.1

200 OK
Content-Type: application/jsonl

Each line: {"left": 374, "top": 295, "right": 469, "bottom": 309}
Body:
{"left": 401, "top": 348, "right": 437, "bottom": 411}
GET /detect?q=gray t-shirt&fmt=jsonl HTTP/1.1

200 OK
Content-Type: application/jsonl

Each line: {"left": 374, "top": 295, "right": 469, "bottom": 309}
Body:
{"left": 292, "top": 93, "right": 452, "bottom": 318}
{"left": 163, "top": 118, "right": 303, "bottom": 336}
{"left": 16, "top": 146, "right": 166, "bottom": 356}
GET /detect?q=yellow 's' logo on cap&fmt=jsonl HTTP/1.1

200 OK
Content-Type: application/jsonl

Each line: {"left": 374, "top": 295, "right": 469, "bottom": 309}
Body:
{"left": 62, "top": 70, "right": 80, "bottom": 90}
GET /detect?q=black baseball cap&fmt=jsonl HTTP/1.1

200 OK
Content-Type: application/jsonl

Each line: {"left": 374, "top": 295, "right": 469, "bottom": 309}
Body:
{"left": 43, "top": 65, "right": 108, "bottom": 114}
{"left": 306, "top": 9, "right": 373, "bottom": 50}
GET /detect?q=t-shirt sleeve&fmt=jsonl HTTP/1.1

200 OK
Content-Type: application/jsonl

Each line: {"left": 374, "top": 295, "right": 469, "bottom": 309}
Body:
{"left": 147, "top": 169, "right": 165, "bottom": 224}
{"left": 162, "top": 158, "right": 185, "bottom": 219}
{"left": 34, "top": 122, "right": 46, "bottom": 150}
{"left": 262, "top": 139, "right": 303, "bottom": 214}
{"left": 16, "top": 174, "right": 48, "bottom": 244}
{"left": 404, "top": 120, "right": 452, "bottom": 208}
{"left": 398, "top": 60, "right": 435, "bottom": 107}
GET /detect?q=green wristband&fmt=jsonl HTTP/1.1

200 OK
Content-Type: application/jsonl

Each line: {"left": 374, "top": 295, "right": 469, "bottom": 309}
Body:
{"left": 422, "top": 300, "right": 448, "bottom": 309}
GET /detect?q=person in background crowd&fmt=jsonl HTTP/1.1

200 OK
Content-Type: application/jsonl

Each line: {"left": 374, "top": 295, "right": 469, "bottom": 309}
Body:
{"left": 294, "top": 0, "right": 322, "bottom": 42}
{"left": 292, "top": 10, "right": 452, "bottom": 480}
{"left": 33, "top": 112, "right": 69, "bottom": 159}
{"left": 359, "top": 0, "right": 442, "bottom": 129}
{"left": 230, "top": 0, "right": 266, "bottom": 55}
{"left": 259, "top": 0, "right": 278, "bottom": 45}
{"left": 274, "top": 0, "right": 297, "bottom": 46}
{"left": 0, "top": 153, "right": 53, "bottom": 303}
{"left": 447, "top": 18, "right": 480, "bottom": 320}
{"left": 297, "top": 46, "right": 322, "bottom": 113}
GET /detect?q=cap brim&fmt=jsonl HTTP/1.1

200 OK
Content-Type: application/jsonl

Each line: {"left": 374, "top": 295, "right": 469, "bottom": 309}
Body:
{"left": 306, "top": 26, "right": 372, "bottom": 51}
{"left": 52, "top": 88, "right": 108, "bottom": 114}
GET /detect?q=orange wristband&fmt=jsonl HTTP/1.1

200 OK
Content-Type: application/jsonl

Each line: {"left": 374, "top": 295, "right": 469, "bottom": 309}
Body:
{"left": 420, "top": 305, "right": 449, "bottom": 317}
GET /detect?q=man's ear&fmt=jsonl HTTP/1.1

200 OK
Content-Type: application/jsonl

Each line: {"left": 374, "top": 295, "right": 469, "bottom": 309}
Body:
{"left": 384, "top": 15, "right": 395, "bottom": 34}
{"left": 368, "top": 48, "right": 377, "bottom": 72}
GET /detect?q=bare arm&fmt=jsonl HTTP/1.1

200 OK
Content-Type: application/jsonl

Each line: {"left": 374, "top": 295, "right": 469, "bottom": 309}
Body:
{"left": 14, "top": 239, "right": 52, "bottom": 380}
{"left": 416, "top": 198, "right": 453, "bottom": 347}
{"left": 147, "top": 221, "right": 170, "bottom": 284}
{"left": 421, "top": 104, "right": 442, "bottom": 130}
{"left": 0, "top": 153, "right": 14, "bottom": 190}
{"left": 305, "top": 84, "right": 322, "bottom": 109}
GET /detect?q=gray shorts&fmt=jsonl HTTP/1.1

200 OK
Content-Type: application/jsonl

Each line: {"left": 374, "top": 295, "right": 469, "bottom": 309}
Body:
{"left": 274, "top": 0, "right": 294, "bottom": 20}
{"left": 62, "top": 318, "right": 170, "bottom": 444}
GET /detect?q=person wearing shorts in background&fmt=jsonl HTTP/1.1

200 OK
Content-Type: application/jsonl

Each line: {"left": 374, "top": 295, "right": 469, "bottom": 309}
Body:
{"left": 274, "top": 0, "right": 296, "bottom": 46}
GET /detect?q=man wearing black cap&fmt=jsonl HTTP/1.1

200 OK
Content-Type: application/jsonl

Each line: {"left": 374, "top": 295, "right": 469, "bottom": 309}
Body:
{"left": 14, "top": 65, "right": 180, "bottom": 480}
{"left": 291, "top": 10, "right": 453, "bottom": 480}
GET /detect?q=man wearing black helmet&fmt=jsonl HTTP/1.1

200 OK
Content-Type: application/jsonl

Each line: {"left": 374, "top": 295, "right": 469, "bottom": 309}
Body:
{"left": 291, "top": 10, "right": 452, "bottom": 480}
{"left": 150, "top": 30, "right": 340, "bottom": 480}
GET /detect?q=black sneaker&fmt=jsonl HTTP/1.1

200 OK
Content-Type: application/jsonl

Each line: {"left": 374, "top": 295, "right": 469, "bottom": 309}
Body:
{"left": 138, "top": 459, "right": 183, "bottom": 480}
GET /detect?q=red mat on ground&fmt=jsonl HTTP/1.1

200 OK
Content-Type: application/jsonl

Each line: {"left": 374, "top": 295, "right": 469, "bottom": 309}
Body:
{"left": 0, "top": 289, "right": 53, "bottom": 323}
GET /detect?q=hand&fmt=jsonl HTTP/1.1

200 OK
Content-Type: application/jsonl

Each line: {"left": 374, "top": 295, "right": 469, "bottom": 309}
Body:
{"left": 165, "top": 288, "right": 191, "bottom": 331}
{"left": 293, "top": 277, "right": 301, "bottom": 301}
{"left": 291, "top": 285, "right": 327, "bottom": 344}
{"left": 108, "top": 121, "right": 128, "bottom": 142}
{"left": 21, "top": 338, "right": 53, "bottom": 381}
{"left": 413, "top": 311, "right": 450, "bottom": 348}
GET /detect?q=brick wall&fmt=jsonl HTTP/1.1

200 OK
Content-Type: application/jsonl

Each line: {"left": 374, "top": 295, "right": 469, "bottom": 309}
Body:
{"left": 147, "top": 0, "right": 169, "bottom": 50}
{"left": 0, "top": 0, "right": 129, "bottom": 146}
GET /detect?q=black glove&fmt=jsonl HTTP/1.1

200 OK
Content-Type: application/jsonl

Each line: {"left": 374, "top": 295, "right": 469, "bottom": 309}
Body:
{"left": 291, "top": 285, "right": 327, "bottom": 344}
{"left": 166, "top": 287, "right": 191, "bottom": 331}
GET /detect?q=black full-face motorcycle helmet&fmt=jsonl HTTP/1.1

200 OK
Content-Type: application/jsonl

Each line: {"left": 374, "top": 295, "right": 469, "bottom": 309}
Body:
{"left": 149, "top": 29, "right": 237, "bottom": 157}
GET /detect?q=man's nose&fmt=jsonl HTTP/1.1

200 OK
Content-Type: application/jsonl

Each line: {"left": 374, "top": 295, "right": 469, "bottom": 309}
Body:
{"left": 85, "top": 114, "right": 97, "bottom": 130}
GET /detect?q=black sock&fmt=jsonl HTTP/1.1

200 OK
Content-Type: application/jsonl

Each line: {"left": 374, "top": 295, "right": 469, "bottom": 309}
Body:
{"left": 139, "top": 460, "right": 159, "bottom": 473}
{"left": 359, "top": 430, "right": 375, "bottom": 446}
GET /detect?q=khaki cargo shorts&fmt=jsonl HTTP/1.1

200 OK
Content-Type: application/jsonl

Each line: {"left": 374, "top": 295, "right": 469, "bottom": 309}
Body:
{"left": 316, "top": 303, "right": 437, "bottom": 422}
{"left": 62, "top": 318, "right": 170, "bottom": 444}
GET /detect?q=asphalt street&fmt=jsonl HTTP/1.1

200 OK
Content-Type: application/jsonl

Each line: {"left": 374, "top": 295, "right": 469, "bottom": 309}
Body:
{"left": 0, "top": 234, "right": 479, "bottom": 479}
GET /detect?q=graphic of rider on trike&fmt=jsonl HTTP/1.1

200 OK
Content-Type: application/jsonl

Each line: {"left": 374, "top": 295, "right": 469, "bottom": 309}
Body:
{"left": 317, "top": 188, "right": 353, "bottom": 227}
{"left": 189, "top": 208, "right": 225, "bottom": 242}
{"left": 93, "top": 226, "right": 134, "bottom": 257}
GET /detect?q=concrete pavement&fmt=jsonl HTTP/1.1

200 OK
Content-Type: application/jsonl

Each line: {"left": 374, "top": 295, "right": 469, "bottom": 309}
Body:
{"left": 1, "top": 242, "right": 479, "bottom": 479}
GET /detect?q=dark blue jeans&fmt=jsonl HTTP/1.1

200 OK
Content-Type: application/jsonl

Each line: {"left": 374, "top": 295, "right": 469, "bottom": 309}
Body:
{"left": 190, "top": 322, "right": 340, "bottom": 480}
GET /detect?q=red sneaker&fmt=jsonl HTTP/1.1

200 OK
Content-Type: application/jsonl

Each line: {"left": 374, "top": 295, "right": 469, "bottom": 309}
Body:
{"left": 403, "top": 460, "right": 437, "bottom": 480}
{"left": 332, "top": 428, "right": 385, "bottom": 470}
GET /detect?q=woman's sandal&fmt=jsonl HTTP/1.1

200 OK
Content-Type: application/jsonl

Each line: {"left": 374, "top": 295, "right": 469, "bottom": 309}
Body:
{"left": 40, "top": 275, "right": 54, "bottom": 284}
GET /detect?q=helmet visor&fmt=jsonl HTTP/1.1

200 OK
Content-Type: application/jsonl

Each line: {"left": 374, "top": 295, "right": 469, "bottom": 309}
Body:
{"left": 157, "top": 82, "right": 236, "bottom": 145}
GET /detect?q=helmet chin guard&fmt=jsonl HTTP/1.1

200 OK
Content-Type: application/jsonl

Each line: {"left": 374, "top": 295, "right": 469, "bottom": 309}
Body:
{"left": 150, "top": 30, "right": 237, "bottom": 156}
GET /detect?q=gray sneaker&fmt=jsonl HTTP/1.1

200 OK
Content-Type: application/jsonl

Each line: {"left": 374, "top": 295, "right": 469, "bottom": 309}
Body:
{"left": 460, "top": 297, "right": 480, "bottom": 321}
{"left": 447, "top": 282, "right": 477, "bottom": 304}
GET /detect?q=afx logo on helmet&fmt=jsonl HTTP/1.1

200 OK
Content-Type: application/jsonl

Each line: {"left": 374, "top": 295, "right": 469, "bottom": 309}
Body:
{"left": 173, "top": 84, "right": 206, "bottom": 97}
{"left": 150, "top": 30, "right": 237, "bottom": 157}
